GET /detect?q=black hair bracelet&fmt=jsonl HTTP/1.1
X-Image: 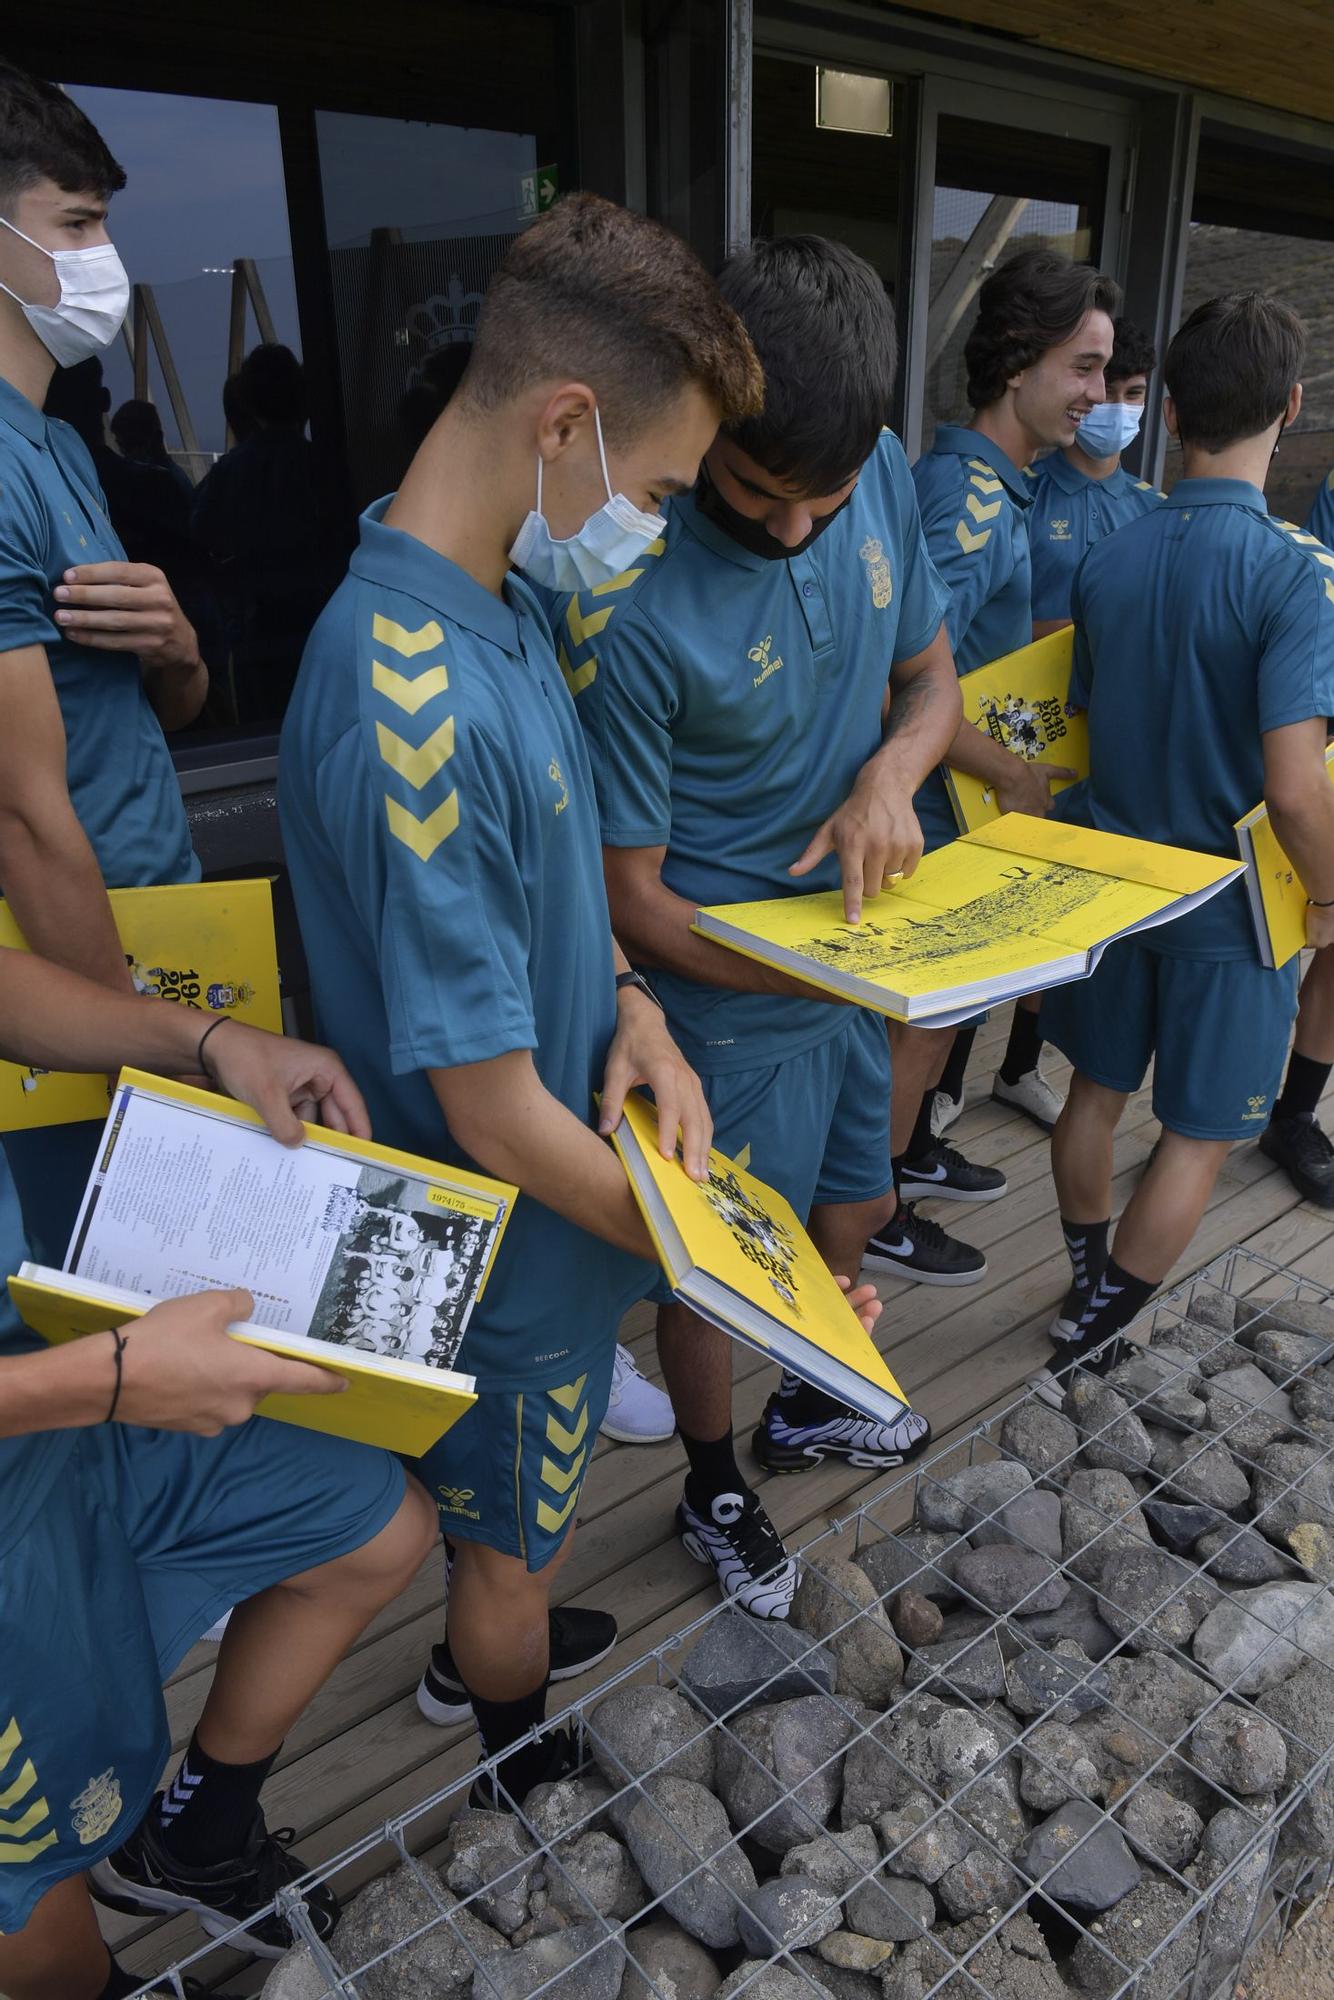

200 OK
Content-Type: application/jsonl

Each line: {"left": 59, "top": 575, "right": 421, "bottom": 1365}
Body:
{"left": 196, "top": 1014, "right": 235, "bottom": 1079}
{"left": 105, "top": 1327, "right": 129, "bottom": 1423}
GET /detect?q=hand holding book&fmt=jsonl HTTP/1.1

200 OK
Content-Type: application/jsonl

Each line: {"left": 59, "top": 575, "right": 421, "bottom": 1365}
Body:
{"left": 102, "top": 1287, "right": 348, "bottom": 1432}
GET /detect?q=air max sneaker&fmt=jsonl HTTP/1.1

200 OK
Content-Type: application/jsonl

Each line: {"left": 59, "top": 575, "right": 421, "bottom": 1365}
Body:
{"left": 753, "top": 1397, "right": 932, "bottom": 1472}
{"left": 677, "top": 1487, "right": 796, "bottom": 1619}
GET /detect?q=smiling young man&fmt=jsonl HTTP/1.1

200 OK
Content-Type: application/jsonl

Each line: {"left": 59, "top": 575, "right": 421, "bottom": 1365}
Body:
{"left": 559, "top": 237, "right": 955, "bottom": 1616}
{"left": 0, "top": 65, "right": 212, "bottom": 1262}
{"left": 280, "top": 195, "right": 764, "bottom": 1797}
{"left": 1026, "top": 317, "right": 1165, "bottom": 637}
{"left": 903, "top": 249, "right": 1120, "bottom": 1158}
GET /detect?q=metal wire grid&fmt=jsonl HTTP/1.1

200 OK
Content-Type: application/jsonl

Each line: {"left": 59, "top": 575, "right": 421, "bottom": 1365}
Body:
{"left": 129, "top": 1244, "right": 1334, "bottom": 2000}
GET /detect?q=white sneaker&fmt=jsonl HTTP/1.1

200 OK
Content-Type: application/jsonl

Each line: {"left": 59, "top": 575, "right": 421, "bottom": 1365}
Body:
{"left": 599, "top": 1344, "right": 676, "bottom": 1444}
{"left": 201, "top": 1611, "right": 232, "bottom": 1644}
{"left": 992, "top": 1066, "right": 1064, "bottom": 1132}
{"left": 677, "top": 1489, "right": 796, "bottom": 1619}
{"left": 929, "top": 1087, "right": 965, "bottom": 1138}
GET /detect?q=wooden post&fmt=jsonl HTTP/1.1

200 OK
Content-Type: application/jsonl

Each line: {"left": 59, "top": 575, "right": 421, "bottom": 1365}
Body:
{"left": 926, "top": 194, "right": 1030, "bottom": 370}
{"left": 132, "top": 284, "right": 149, "bottom": 401}
{"left": 238, "top": 258, "right": 278, "bottom": 345}
{"left": 134, "top": 282, "right": 202, "bottom": 465}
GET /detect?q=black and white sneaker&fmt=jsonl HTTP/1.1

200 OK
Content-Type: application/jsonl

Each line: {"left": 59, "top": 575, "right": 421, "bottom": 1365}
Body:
{"left": 1050, "top": 1282, "right": 1090, "bottom": 1343}
{"left": 677, "top": 1488, "right": 796, "bottom": 1619}
{"left": 1029, "top": 1334, "right": 1128, "bottom": 1410}
{"left": 417, "top": 1606, "right": 618, "bottom": 1726}
{"left": 898, "top": 1140, "right": 1007, "bottom": 1204}
{"left": 1260, "top": 1114, "right": 1334, "bottom": 1208}
{"left": 753, "top": 1396, "right": 932, "bottom": 1472}
{"left": 863, "top": 1204, "right": 987, "bottom": 1285}
{"left": 470, "top": 1726, "right": 578, "bottom": 1813}
{"left": 90, "top": 1802, "right": 338, "bottom": 1959}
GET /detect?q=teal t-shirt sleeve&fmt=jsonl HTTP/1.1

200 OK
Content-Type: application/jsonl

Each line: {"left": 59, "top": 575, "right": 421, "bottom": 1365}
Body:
{"left": 0, "top": 465, "right": 60, "bottom": 654}
{"left": 916, "top": 466, "right": 1015, "bottom": 654}
{"left": 1306, "top": 471, "right": 1334, "bottom": 550}
{"left": 572, "top": 604, "right": 677, "bottom": 849}
{"left": 1257, "top": 558, "right": 1334, "bottom": 735}
{"left": 891, "top": 489, "right": 951, "bottom": 664}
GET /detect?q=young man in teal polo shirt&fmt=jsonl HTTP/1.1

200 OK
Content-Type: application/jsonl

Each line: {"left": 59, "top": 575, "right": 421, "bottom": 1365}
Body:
{"left": 562, "top": 238, "right": 954, "bottom": 1614}
{"left": 908, "top": 249, "right": 1119, "bottom": 1151}
{"left": 1038, "top": 294, "right": 1334, "bottom": 1401}
{"left": 1026, "top": 317, "right": 1165, "bottom": 634}
{"left": 0, "top": 66, "right": 210, "bottom": 1264}
{"left": 280, "top": 197, "right": 789, "bottom": 1799}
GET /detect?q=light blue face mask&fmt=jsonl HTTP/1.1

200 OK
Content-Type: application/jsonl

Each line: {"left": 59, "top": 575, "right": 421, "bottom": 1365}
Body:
{"left": 508, "top": 406, "right": 666, "bottom": 591}
{"left": 1075, "top": 400, "right": 1144, "bottom": 460}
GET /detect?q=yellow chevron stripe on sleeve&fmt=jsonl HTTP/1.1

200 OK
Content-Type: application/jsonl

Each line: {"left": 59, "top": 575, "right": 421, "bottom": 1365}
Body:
{"left": 372, "top": 661, "right": 449, "bottom": 715}
{"left": 559, "top": 643, "right": 599, "bottom": 698}
{"left": 1326, "top": 579, "right": 1334, "bottom": 606}
{"left": 536, "top": 1489, "right": 579, "bottom": 1533}
{"left": 376, "top": 716, "right": 456, "bottom": 790}
{"left": 385, "top": 791, "right": 459, "bottom": 862}
{"left": 545, "top": 1404, "right": 589, "bottom": 1454}
{"left": 0, "top": 1758, "right": 38, "bottom": 1813}
{"left": 955, "top": 521, "right": 992, "bottom": 555}
{"left": 371, "top": 613, "right": 445, "bottom": 657}
{"left": 590, "top": 568, "right": 644, "bottom": 597}
{"left": 548, "top": 1375, "right": 588, "bottom": 1412}
{"left": 0, "top": 1826, "right": 57, "bottom": 1864}
{"left": 965, "top": 492, "right": 1003, "bottom": 523}
{"left": 566, "top": 599, "right": 615, "bottom": 648}
{"left": 539, "top": 1448, "right": 587, "bottom": 1496}
{"left": 969, "top": 474, "right": 1004, "bottom": 496}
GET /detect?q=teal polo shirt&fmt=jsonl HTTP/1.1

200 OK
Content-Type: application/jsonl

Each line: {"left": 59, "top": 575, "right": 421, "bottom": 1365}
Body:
{"left": 278, "top": 501, "right": 651, "bottom": 1392}
{"left": 911, "top": 425, "right": 1033, "bottom": 847}
{"left": 0, "top": 377, "right": 196, "bottom": 889}
{"left": 1306, "top": 467, "right": 1334, "bottom": 549}
{"left": 1061, "top": 476, "right": 1334, "bottom": 959}
{"left": 1025, "top": 453, "right": 1165, "bottom": 623}
{"left": 561, "top": 431, "right": 949, "bottom": 1071}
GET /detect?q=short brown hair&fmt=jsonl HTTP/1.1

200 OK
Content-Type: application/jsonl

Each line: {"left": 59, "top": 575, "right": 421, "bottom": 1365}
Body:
{"left": 464, "top": 193, "right": 763, "bottom": 439}
{"left": 1165, "top": 293, "right": 1304, "bottom": 452}
{"left": 965, "top": 248, "right": 1121, "bottom": 410}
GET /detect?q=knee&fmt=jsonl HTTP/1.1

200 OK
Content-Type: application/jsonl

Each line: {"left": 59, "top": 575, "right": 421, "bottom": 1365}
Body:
{"left": 347, "top": 1474, "right": 438, "bottom": 1599}
{"left": 451, "top": 1536, "right": 550, "bottom": 1607}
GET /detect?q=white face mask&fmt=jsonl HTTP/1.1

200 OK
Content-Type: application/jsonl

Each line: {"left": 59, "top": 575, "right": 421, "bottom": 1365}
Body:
{"left": 509, "top": 405, "right": 666, "bottom": 591}
{"left": 1075, "top": 400, "right": 1143, "bottom": 460}
{"left": 0, "top": 216, "right": 130, "bottom": 368}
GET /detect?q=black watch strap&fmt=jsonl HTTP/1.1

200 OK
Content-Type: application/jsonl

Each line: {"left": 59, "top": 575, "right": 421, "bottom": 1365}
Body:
{"left": 615, "top": 969, "right": 663, "bottom": 1009}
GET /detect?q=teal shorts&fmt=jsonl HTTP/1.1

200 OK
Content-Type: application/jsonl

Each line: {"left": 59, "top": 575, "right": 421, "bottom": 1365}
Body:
{"left": 0, "top": 1420, "right": 404, "bottom": 1935}
{"left": 1041, "top": 939, "right": 1300, "bottom": 1141}
{"left": 416, "top": 1337, "right": 619, "bottom": 1573}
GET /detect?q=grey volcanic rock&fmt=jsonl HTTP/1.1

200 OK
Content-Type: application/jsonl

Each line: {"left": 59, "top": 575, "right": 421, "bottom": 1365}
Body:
{"left": 1201, "top": 1362, "right": 1295, "bottom": 1446}
{"left": 903, "top": 1631, "right": 1006, "bottom": 1702}
{"left": 523, "top": 1773, "right": 615, "bottom": 1846}
{"left": 935, "top": 1609, "right": 1024, "bottom": 1660}
{"left": 937, "top": 1846, "right": 1021, "bottom": 1921}
{"left": 1118, "top": 1784, "right": 1203, "bottom": 1871}
{"left": 844, "top": 1868, "right": 936, "bottom": 1941}
{"left": 927, "top": 1706, "right": 1006, "bottom": 1788}
{"left": 1254, "top": 1660, "right": 1334, "bottom": 1779}
{"left": 792, "top": 1559, "right": 904, "bottom": 1707}
{"left": 1000, "top": 1401, "right": 1079, "bottom": 1478}
{"left": 950, "top": 1544, "right": 1068, "bottom": 1616}
{"left": 855, "top": 1531, "right": 961, "bottom": 1608}
{"left": 1066, "top": 1377, "right": 1155, "bottom": 1476}
{"left": 1186, "top": 1286, "right": 1237, "bottom": 1335}
{"left": 716, "top": 1961, "right": 834, "bottom": 2000}
{"left": 916, "top": 1461, "right": 1033, "bottom": 1534}
{"left": 1141, "top": 1499, "right": 1222, "bottom": 1554}
{"left": 876, "top": 1792, "right": 973, "bottom": 1883}
{"left": 889, "top": 1588, "right": 944, "bottom": 1650}
{"left": 589, "top": 1685, "right": 714, "bottom": 1791}
{"left": 1193, "top": 1580, "right": 1334, "bottom": 1692}
{"left": 883, "top": 1912, "right": 1066, "bottom": 2000}
{"left": 1252, "top": 1443, "right": 1334, "bottom": 1542}
{"left": 1018, "top": 1721, "right": 1102, "bottom": 1811}
{"left": 1150, "top": 1434, "right": 1252, "bottom": 1512}
{"left": 714, "top": 1694, "right": 861, "bottom": 1852}
{"left": 679, "top": 1610, "right": 837, "bottom": 1718}
{"left": 1067, "top": 1876, "right": 1200, "bottom": 2000}
{"left": 1107, "top": 1347, "right": 1207, "bottom": 1430}
{"left": 1189, "top": 1703, "right": 1287, "bottom": 1796}
{"left": 623, "top": 1775, "right": 757, "bottom": 1949}
{"left": 326, "top": 1869, "right": 509, "bottom": 2000}
{"left": 1101, "top": 1652, "right": 1216, "bottom": 1753}
{"left": 477, "top": 1921, "right": 623, "bottom": 2000}
{"left": 780, "top": 1824, "right": 880, "bottom": 1898}
{"left": 1194, "top": 1523, "right": 1292, "bottom": 1584}
{"left": 952, "top": 1758, "right": 1029, "bottom": 1860}
{"left": 736, "top": 1876, "right": 842, "bottom": 1956}
{"left": 1292, "top": 1370, "right": 1334, "bottom": 1426}
{"left": 969, "top": 1489, "right": 1064, "bottom": 1565}
{"left": 1016, "top": 1799, "right": 1141, "bottom": 1911}
{"left": 260, "top": 1949, "right": 327, "bottom": 2000}
{"left": 839, "top": 1695, "right": 946, "bottom": 1828}
{"left": 1061, "top": 1469, "right": 1151, "bottom": 1582}
{"left": 621, "top": 1920, "right": 722, "bottom": 2000}
{"left": 1250, "top": 1297, "right": 1334, "bottom": 1349}
{"left": 1096, "top": 1544, "right": 1218, "bottom": 1653}
{"left": 1189, "top": 1808, "right": 1276, "bottom": 1994}
{"left": 1007, "top": 1641, "right": 1108, "bottom": 1722}
{"left": 546, "top": 1830, "right": 645, "bottom": 1921}
{"left": 440, "top": 1810, "right": 538, "bottom": 1936}
{"left": 1015, "top": 1581, "right": 1119, "bottom": 1661}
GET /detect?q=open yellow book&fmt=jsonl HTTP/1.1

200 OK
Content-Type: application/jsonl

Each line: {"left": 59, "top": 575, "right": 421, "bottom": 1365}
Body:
{"left": 1234, "top": 743, "right": 1334, "bottom": 968}
{"left": 0, "top": 879, "right": 282, "bottom": 1132}
{"left": 944, "top": 629, "right": 1088, "bottom": 834}
{"left": 611, "top": 1093, "right": 911, "bottom": 1428}
{"left": 8, "top": 1070, "right": 519, "bottom": 1456}
{"left": 693, "top": 816, "right": 1243, "bottom": 1026}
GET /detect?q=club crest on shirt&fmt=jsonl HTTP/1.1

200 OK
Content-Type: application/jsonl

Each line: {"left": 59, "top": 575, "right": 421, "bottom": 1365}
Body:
{"left": 1048, "top": 518, "right": 1072, "bottom": 541}
{"left": 71, "top": 1768, "right": 122, "bottom": 1846}
{"left": 859, "top": 536, "right": 893, "bottom": 609}
{"left": 548, "top": 759, "right": 569, "bottom": 814}
{"left": 748, "top": 634, "right": 783, "bottom": 686}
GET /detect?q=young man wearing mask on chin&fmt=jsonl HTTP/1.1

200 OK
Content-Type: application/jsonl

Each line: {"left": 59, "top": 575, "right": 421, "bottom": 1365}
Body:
{"left": 1027, "top": 317, "right": 1166, "bottom": 639}
{"left": 0, "top": 65, "right": 209, "bottom": 1263}
{"left": 558, "top": 238, "right": 954, "bottom": 1618}
{"left": 905, "top": 250, "right": 1119, "bottom": 1156}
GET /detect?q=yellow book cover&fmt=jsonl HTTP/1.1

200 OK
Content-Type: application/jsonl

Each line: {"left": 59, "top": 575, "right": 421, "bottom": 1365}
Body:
{"left": 6, "top": 1068, "right": 517, "bottom": 1455}
{"left": 943, "top": 629, "right": 1088, "bottom": 833}
{"left": 0, "top": 879, "right": 283, "bottom": 1133}
{"left": 1233, "top": 744, "right": 1334, "bottom": 969}
{"left": 611, "top": 1092, "right": 912, "bottom": 1428}
{"left": 693, "top": 817, "right": 1242, "bottom": 1025}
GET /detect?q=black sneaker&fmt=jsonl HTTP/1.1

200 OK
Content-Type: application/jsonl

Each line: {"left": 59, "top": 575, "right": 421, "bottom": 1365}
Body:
{"left": 754, "top": 1396, "right": 932, "bottom": 1472}
{"left": 863, "top": 1203, "right": 987, "bottom": 1284}
{"left": 470, "top": 1725, "right": 578, "bottom": 1812}
{"left": 89, "top": 1802, "right": 337, "bottom": 1959}
{"left": 417, "top": 1606, "right": 618, "bottom": 1726}
{"left": 897, "top": 1140, "right": 1008, "bottom": 1204}
{"left": 677, "top": 1488, "right": 796, "bottom": 1619}
{"left": 1260, "top": 1114, "right": 1334, "bottom": 1208}
{"left": 1029, "top": 1334, "right": 1128, "bottom": 1410}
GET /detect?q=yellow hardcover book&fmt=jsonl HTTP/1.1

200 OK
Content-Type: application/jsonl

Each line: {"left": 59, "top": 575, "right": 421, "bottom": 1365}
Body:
{"left": 5, "top": 1068, "right": 520, "bottom": 1456}
{"left": 611, "top": 1092, "right": 912, "bottom": 1428}
{"left": 693, "top": 816, "right": 1242, "bottom": 1026}
{"left": 0, "top": 879, "right": 283, "bottom": 1132}
{"left": 1233, "top": 743, "right": 1334, "bottom": 969}
{"left": 943, "top": 629, "right": 1088, "bottom": 833}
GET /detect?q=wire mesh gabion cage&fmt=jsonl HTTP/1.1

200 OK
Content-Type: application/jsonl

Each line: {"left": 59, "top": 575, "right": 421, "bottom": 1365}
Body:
{"left": 133, "top": 1244, "right": 1334, "bottom": 2000}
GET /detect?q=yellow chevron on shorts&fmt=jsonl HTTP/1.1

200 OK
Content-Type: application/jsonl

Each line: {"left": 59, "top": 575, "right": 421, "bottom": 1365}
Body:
{"left": 372, "top": 612, "right": 445, "bottom": 657}
{"left": 0, "top": 1756, "right": 38, "bottom": 1814}
{"left": 372, "top": 661, "right": 449, "bottom": 715}
{"left": 734, "top": 1142, "right": 752, "bottom": 1171}
{"left": 548, "top": 1375, "right": 588, "bottom": 1413}
{"left": 559, "top": 641, "right": 598, "bottom": 698}
{"left": 376, "top": 716, "right": 456, "bottom": 790}
{"left": 546, "top": 1403, "right": 589, "bottom": 1454}
{"left": 0, "top": 1723, "right": 54, "bottom": 1862}
{"left": 385, "top": 790, "right": 459, "bottom": 862}
{"left": 536, "top": 1488, "right": 579, "bottom": 1533}
{"left": 540, "top": 1448, "right": 587, "bottom": 1496}
{"left": 565, "top": 598, "right": 615, "bottom": 650}
{"left": 965, "top": 491, "right": 1003, "bottom": 523}
{"left": 955, "top": 520, "right": 992, "bottom": 555}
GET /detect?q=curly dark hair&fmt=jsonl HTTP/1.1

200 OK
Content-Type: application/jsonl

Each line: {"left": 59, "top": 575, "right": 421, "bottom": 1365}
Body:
{"left": 1107, "top": 316, "right": 1157, "bottom": 385}
{"left": 965, "top": 248, "right": 1121, "bottom": 411}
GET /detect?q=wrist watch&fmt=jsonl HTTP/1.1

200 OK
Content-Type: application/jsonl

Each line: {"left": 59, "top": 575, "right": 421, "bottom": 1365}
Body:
{"left": 615, "top": 969, "right": 663, "bottom": 1009}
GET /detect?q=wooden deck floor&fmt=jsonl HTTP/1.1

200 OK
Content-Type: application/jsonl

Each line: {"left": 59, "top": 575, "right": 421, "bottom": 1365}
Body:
{"left": 108, "top": 1006, "right": 1334, "bottom": 1992}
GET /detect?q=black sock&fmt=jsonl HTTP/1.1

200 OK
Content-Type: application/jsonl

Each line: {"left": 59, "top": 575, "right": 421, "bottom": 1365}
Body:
{"left": 681, "top": 1427, "right": 744, "bottom": 1511}
{"left": 936, "top": 1025, "right": 977, "bottom": 1105}
{"left": 1273, "top": 1051, "right": 1332, "bottom": 1124}
{"left": 469, "top": 1677, "right": 551, "bottom": 1804}
{"left": 900, "top": 1090, "right": 938, "bottom": 1170}
{"left": 98, "top": 1957, "right": 139, "bottom": 2000}
{"left": 1070, "top": 1257, "right": 1156, "bottom": 1346}
{"left": 774, "top": 1368, "right": 848, "bottom": 1426}
{"left": 156, "top": 1731, "right": 280, "bottom": 1868}
{"left": 1061, "top": 1216, "right": 1110, "bottom": 1293}
{"left": 999, "top": 1006, "right": 1043, "bottom": 1086}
